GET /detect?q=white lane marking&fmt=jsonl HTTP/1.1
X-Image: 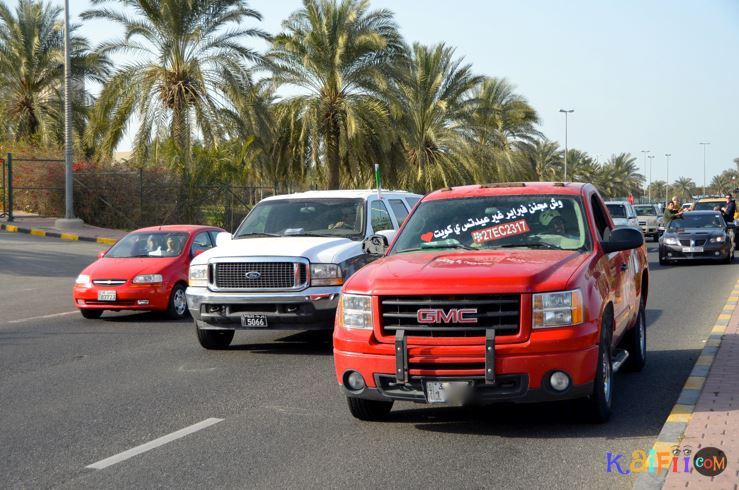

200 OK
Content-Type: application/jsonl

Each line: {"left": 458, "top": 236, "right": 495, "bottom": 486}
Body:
{"left": 7, "top": 311, "right": 79, "bottom": 324}
{"left": 177, "top": 364, "right": 216, "bottom": 373}
{"left": 86, "top": 418, "right": 223, "bottom": 470}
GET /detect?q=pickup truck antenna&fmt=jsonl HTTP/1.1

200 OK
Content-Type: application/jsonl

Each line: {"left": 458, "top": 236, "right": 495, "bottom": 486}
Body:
{"left": 374, "top": 163, "right": 382, "bottom": 200}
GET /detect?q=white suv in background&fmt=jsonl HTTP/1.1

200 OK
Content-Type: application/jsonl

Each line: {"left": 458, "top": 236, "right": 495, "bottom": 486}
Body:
{"left": 633, "top": 203, "right": 663, "bottom": 241}
{"left": 605, "top": 201, "right": 640, "bottom": 231}
{"left": 186, "top": 189, "right": 421, "bottom": 349}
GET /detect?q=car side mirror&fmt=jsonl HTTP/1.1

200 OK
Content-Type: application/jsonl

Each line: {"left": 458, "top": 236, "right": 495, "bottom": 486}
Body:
{"left": 192, "top": 249, "right": 205, "bottom": 258}
{"left": 376, "top": 229, "right": 396, "bottom": 243}
{"left": 727, "top": 222, "right": 736, "bottom": 229}
{"left": 97, "top": 250, "right": 106, "bottom": 259}
{"left": 601, "top": 227, "right": 644, "bottom": 253}
{"left": 215, "top": 232, "right": 232, "bottom": 247}
{"left": 362, "top": 234, "right": 389, "bottom": 256}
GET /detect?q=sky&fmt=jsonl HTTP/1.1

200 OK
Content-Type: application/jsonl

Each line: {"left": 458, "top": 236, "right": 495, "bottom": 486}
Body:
{"left": 8, "top": 0, "right": 739, "bottom": 187}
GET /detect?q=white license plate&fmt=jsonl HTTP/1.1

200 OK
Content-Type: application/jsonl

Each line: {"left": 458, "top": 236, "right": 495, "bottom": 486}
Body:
{"left": 241, "top": 314, "right": 268, "bottom": 328}
{"left": 425, "top": 381, "right": 471, "bottom": 404}
{"left": 682, "top": 247, "right": 704, "bottom": 253}
{"left": 97, "top": 290, "right": 116, "bottom": 301}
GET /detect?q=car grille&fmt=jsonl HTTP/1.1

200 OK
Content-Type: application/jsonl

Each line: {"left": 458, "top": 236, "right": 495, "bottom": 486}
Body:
{"left": 213, "top": 262, "right": 307, "bottom": 289}
{"left": 92, "top": 279, "right": 126, "bottom": 286}
{"left": 679, "top": 239, "right": 707, "bottom": 247}
{"left": 380, "top": 295, "right": 520, "bottom": 337}
{"left": 638, "top": 221, "right": 647, "bottom": 226}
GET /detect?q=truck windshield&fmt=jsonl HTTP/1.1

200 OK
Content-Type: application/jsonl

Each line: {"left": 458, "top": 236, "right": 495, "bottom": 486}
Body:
{"left": 235, "top": 198, "right": 366, "bottom": 240}
{"left": 633, "top": 206, "right": 657, "bottom": 216}
{"left": 606, "top": 204, "right": 627, "bottom": 218}
{"left": 106, "top": 232, "right": 189, "bottom": 258}
{"left": 391, "top": 195, "right": 590, "bottom": 253}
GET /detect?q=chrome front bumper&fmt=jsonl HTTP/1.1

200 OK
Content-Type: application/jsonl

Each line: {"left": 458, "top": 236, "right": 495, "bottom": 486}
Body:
{"left": 186, "top": 286, "right": 341, "bottom": 329}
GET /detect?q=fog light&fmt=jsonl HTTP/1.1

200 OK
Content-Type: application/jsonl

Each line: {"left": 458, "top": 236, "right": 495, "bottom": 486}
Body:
{"left": 346, "top": 371, "right": 366, "bottom": 390}
{"left": 715, "top": 251, "right": 720, "bottom": 256}
{"left": 77, "top": 299, "right": 85, "bottom": 305}
{"left": 549, "top": 371, "right": 570, "bottom": 392}
{"left": 137, "top": 300, "right": 149, "bottom": 305}
{"left": 667, "top": 253, "right": 673, "bottom": 257}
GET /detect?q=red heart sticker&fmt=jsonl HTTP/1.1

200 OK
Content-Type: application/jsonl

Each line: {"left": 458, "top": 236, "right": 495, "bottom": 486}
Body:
{"left": 420, "top": 232, "right": 433, "bottom": 242}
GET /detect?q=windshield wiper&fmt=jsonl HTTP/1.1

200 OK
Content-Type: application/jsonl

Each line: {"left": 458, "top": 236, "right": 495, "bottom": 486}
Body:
{"left": 283, "top": 233, "right": 336, "bottom": 238}
{"left": 234, "top": 232, "right": 280, "bottom": 238}
{"left": 495, "top": 242, "right": 559, "bottom": 250}
{"left": 398, "top": 242, "right": 475, "bottom": 253}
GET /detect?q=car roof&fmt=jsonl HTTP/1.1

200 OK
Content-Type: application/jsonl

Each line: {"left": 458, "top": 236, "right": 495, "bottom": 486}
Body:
{"left": 133, "top": 225, "right": 222, "bottom": 233}
{"left": 604, "top": 201, "right": 629, "bottom": 205}
{"left": 260, "top": 189, "right": 422, "bottom": 201}
{"left": 685, "top": 210, "right": 723, "bottom": 215}
{"left": 423, "top": 182, "right": 588, "bottom": 202}
{"left": 697, "top": 197, "right": 724, "bottom": 202}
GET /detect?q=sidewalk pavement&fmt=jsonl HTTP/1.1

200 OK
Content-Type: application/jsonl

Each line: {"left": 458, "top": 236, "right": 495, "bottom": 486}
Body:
{"left": 0, "top": 213, "right": 126, "bottom": 244}
{"left": 637, "top": 278, "right": 739, "bottom": 489}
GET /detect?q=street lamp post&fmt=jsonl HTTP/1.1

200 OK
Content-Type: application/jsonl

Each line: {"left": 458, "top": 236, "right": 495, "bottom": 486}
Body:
{"left": 647, "top": 155, "right": 655, "bottom": 202}
{"left": 559, "top": 109, "right": 574, "bottom": 181}
{"left": 699, "top": 142, "right": 710, "bottom": 196}
{"left": 665, "top": 153, "right": 671, "bottom": 204}
{"left": 641, "top": 150, "right": 650, "bottom": 199}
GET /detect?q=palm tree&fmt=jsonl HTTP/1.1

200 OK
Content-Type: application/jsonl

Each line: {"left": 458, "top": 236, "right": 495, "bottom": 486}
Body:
{"left": 710, "top": 170, "right": 739, "bottom": 195}
{"left": 672, "top": 177, "right": 696, "bottom": 201}
{"left": 0, "top": 0, "right": 109, "bottom": 146}
{"left": 647, "top": 180, "right": 667, "bottom": 202}
{"left": 83, "top": 0, "right": 268, "bottom": 165}
{"left": 465, "top": 77, "right": 540, "bottom": 182}
{"left": 268, "top": 0, "right": 404, "bottom": 189}
{"left": 389, "top": 43, "right": 482, "bottom": 191}
{"left": 602, "top": 153, "right": 644, "bottom": 197}
{"left": 564, "top": 149, "right": 599, "bottom": 183}
{"left": 516, "top": 139, "right": 562, "bottom": 181}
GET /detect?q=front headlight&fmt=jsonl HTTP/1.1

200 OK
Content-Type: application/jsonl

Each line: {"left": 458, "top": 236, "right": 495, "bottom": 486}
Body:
{"left": 311, "top": 263, "right": 343, "bottom": 286}
{"left": 341, "top": 294, "right": 373, "bottom": 330}
{"left": 75, "top": 274, "right": 91, "bottom": 287}
{"left": 664, "top": 237, "right": 679, "bottom": 246}
{"left": 533, "top": 289, "right": 584, "bottom": 329}
{"left": 710, "top": 236, "right": 726, "bottom": 243}
{"left": 189, "top": 265, "right": 208, "bottom": 287}
{"left": 133, "top": 274, "right": 163, "bottom": 284}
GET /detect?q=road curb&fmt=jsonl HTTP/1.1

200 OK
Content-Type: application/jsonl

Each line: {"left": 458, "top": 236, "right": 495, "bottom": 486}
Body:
{"left": 633, "top": 277, "right": 739, "bottom": 490}
{"left": 0, "top": 222, "right": 118, "bottom": 245}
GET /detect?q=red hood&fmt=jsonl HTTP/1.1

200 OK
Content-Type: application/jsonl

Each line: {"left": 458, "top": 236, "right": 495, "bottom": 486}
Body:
{"left": 344, "top": 250, "right": 592, "bottom": 295}
{"left": 82, "top": 257, "right": 180, "bottom": 279}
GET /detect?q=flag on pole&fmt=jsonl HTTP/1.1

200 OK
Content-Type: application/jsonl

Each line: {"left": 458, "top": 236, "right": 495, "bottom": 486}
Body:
{"left": 375, "top": 163, "right": 382, "bottom": 199}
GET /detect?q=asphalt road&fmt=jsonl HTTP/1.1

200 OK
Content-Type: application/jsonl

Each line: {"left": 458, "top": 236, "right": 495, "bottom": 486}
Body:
{"left": 1, "top": 231, "right": 736, "bottom": 489}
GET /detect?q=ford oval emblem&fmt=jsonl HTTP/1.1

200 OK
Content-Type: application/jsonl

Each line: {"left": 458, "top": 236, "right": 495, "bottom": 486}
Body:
{"left": 245, "top": 271, "right": 261, "bottom": 280}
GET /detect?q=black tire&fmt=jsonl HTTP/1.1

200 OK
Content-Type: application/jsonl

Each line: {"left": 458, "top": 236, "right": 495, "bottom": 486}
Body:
{"left": 196, "top": 322, "right": 234, "bottom": 350}
{"left": 582, "top": 314, "right": 613, "bottom": 423}
{"left": 346, "top": 397, "right": 393, "bottom": 421}
{"left": 723, "top": 249, "right": 733, "bottom": 264}
{"left": 658, "top": 252, "right": 667, "bottom": 266}
{"left": 623, "top": 298, "right": 647, "bottom": 372}
{"left": 167, "top": 283, "right": 189, "bottom": 319}
{"left": 80, "top": 308, "right": 103, "bottom": 319}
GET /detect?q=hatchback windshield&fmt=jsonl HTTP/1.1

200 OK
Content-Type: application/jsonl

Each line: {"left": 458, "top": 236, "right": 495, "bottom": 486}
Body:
{"left": 668, "top": 213, "right": 725, "bottom": 230}
{"left": 633, "top": 205, "right": 657, "bottom": 216}
{"left": 235, "top": 198, "right": 365, "bottom": 239}
{"left": 391, "top": 195, "right": 589, "bottom": 253}
{"left": 106, "top": 232, "right": 189, "bottom": 258}
{"left": 606, "top": 204, "right": 627, "bottom": 218}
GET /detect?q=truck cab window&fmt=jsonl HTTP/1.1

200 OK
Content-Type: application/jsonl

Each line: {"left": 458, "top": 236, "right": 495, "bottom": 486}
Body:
{"left": 371, "top": 201, "right": 394, "bottom": 232}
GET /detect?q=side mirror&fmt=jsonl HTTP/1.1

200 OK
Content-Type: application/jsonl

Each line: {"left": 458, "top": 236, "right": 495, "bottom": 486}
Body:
{"left": 97, "top": 250, "right": 106, "bottom": 259}
{"left": 362, "top": 234, "right": 389, "bottom": 256}
{"left": 376, "top": 229, "right": 396, "bottom": 243}
{"left": 727, "top": 222, "right": 736, "bottom": 230}
{"left": 215, "top": 232, "right": 232, "bottom": 247}
{"left": 601, "top": 227, "right": 644, "bottom": 254}
{"left": 192, "top": 249, "right": 205, "bottom": 258}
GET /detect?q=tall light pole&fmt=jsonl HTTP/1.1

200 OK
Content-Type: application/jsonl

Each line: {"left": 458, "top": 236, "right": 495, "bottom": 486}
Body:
{"left": 699, "top": 142, "right": 710, "bottom": 196}
{"left": 647, "top": 155, "right": 655, "bottom": 202}
{"left": 559, "top": 109, "right": 574, "bottom": 181}
{"left": 665, "top": 153, "right": 671, "bottom": 204}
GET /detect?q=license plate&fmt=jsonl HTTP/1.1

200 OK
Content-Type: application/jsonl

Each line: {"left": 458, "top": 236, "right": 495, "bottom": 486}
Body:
{"left": 97, "top": 290, "right": 116, "bottom": 301}
{"left": 425, "top": 381, "right": 471, "bottom": 404}
{"left": 682, "top": 247, "right": 703, "bottom": 253}
{"left": 241, "top": 313, "right": 268, "bottom": 328}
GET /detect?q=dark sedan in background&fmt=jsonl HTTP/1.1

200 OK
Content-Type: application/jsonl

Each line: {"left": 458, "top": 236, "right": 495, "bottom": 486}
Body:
{"left": 659, "top": 211, "right": 735, "bottom": 265}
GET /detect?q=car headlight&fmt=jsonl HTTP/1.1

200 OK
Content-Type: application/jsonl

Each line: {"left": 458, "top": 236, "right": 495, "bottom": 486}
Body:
{"left": 341, "top": 294, "right": 373, "bottom": 330}
{"left": 75, "top": 274, "right": 91, "bottom": 288}
{"left": 189, "top": 265, "right": 208, "bottom": 287}
{"left": 710, "top": 236, "right": 725, "bottom": 243}
{"left": 664, "top": 237, "right": 679, "bottom": 245}
{"left": 310, "top": 263, "right": 343, "bottom": 286}
{"left": 533, "top": 289, "right": 583, "bottom": 329}
{"left": 133, "top": 274, "right": 163, "bottom": 284}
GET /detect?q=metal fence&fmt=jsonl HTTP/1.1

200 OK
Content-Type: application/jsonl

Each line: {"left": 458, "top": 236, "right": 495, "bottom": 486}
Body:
{"left": 1, "top": 153, "right": 278, "bottom": 231}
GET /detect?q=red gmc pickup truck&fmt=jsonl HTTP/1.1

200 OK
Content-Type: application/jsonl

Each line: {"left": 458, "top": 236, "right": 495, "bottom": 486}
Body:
{"left": 333, "top": 182, "right": 648, "bottom": 423}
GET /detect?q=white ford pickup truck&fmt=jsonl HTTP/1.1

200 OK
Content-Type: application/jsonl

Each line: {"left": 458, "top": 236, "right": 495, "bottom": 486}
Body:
{"left": 186, "top": 189, "right": 422, "bottom": 349}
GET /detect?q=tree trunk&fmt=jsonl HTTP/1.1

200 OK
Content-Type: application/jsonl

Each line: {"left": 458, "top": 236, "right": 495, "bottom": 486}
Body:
{"left": 172, "top": 107, "right": 193, "bottom": 222}
{"left": 326, "top": 112, "right": 340, "bottom": 190}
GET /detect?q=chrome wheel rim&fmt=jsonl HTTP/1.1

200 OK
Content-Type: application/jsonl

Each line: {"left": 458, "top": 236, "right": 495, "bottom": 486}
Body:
{"left": 174, "top": 289, "right": 187, "bottom": 315}
{"left": 603, "top": 348, "right": 612, "bottom": 405}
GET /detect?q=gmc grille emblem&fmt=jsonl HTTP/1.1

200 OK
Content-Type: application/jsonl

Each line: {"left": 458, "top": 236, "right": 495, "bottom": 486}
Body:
{"left": 244, "top": 271, "right": 262, "bottom": 280}
{"left": 417, "top": 308, "right": 478, "bottom": 324}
